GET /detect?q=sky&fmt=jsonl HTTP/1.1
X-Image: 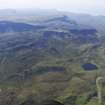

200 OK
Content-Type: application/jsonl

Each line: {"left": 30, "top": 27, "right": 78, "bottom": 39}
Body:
{"left": 0, "top": 0, "right": 105, "bottom": 15}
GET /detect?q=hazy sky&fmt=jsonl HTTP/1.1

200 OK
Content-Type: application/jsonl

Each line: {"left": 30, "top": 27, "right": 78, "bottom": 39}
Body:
{"left": 0, "top": 0, "right": 105, "bottom": 15}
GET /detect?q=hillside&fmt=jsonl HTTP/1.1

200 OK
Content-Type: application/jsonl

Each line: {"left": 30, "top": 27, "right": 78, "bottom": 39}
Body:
{"left": 0, "top": 11, "right": 105, "bottom": 105}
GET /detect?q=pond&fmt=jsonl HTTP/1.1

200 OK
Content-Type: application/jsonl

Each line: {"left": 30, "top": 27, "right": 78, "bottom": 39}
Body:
{"left": 82, "top": 63, "right": 98, "bottom": 71}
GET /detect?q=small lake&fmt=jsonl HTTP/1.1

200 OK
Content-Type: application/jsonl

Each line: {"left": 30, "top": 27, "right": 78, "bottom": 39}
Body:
{"left": 82, "top": 63, "right": 98, "bottom": 71}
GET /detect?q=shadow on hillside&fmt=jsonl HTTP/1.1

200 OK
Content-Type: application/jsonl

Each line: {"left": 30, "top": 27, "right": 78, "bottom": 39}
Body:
{"left": 0, "top": 91, "right": 64, "bottom": 105}
{"left": 20, "top": 99, "right": 64, "bottom": 105}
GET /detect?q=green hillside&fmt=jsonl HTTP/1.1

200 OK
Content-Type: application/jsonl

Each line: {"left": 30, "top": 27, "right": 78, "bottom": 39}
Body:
{"left": 0, "top": 12, "right": 105, "bottom": 105}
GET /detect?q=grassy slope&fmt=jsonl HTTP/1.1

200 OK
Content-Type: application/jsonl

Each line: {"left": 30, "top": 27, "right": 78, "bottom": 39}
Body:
{"left": 0, "top": 15, "right": 105, "bottom": 105}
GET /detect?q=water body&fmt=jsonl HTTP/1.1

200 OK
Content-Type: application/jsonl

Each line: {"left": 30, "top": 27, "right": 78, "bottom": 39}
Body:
{"left": 82, "top": 63, "right": 98, "bottom": 71}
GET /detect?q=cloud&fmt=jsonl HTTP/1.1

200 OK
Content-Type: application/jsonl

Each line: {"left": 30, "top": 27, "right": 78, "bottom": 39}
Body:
{"left": 0, "top": 0, "right": 104, "bottom": 15}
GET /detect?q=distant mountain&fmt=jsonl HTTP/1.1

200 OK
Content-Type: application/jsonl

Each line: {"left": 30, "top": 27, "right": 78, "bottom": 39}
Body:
{"left": 0, "top": 9, "right": 16, "bottom": 15}
{"left": 66, "top": 13, "right": 105, "bottom": 34}
{"left": 0, "top": 9, "right": 61, "bottom": 16}
{"left": 0, "top": 9, "right": 105, "bottom": 34}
